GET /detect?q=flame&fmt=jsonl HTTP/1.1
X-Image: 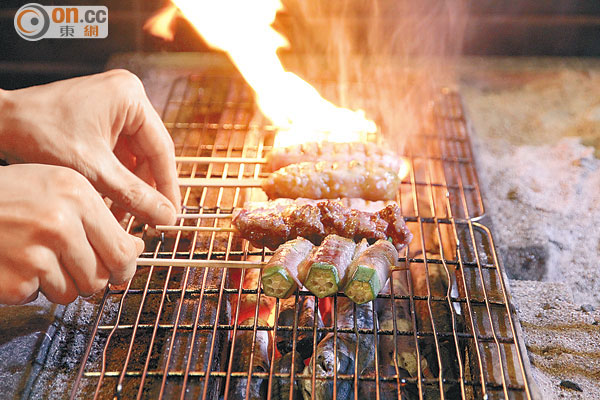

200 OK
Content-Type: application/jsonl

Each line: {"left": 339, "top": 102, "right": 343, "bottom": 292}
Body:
{"left": 143, "top": 3, "right": 179, "bottom": 42}
{"left": 147, "top": 0, "right": 377, "bottom": 147}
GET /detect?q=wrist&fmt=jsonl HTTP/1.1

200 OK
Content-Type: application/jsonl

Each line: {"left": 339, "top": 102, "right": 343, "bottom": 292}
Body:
{"left": 0, "top": 89, "right": 22, "bottom": 163}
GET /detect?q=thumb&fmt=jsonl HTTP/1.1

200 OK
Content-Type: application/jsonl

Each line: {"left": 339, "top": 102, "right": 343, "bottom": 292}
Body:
{"left": 93, "top": 153, "right": 177, "bottom": 226}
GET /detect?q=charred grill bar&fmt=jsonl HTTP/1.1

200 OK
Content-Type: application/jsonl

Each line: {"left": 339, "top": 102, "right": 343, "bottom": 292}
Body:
{"left": 66, "top": 75, "right": 538, "bottom": 399}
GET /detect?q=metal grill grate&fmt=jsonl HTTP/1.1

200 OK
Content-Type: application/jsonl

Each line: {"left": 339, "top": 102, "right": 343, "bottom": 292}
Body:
{"left": 68, "top": 74, "right": 538, "bottom": 399}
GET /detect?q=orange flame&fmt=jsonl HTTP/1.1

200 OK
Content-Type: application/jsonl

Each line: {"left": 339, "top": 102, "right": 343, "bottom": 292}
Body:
{"left": 146, "top": 0, "right": 377, "bottom": 147}
{"left": 144, "top": 3, "right": 179, "bottom": 42}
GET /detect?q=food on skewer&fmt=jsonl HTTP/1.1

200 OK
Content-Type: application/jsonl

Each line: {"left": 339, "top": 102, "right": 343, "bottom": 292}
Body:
{"left": 276, "top": 296, "right": 324, "bottom": 359}
{"left": 300, "top": 235, "right": 358, "bottom": 298}
{"left": 260, "top": 236, "right": 397, "bottom": 303}
{"left": 232, "top": 198, "right": 412, "bottom": 252}
{"left": 261, "top": 237, "right": 315, "bottom": 299}
{"left": 266, "top": 141, "right": 404, "bottom": 173}
{"left": 272, "top": 351, "right": 305, "bottom": 400}
{"left": 262, "top": 160, "right": 400, "bottom": 201}
{"left": 344, "top": 239, "right": 398, "bottom": 304}
{"left": 301, "top": 297, "right": 376, "bottom": 400}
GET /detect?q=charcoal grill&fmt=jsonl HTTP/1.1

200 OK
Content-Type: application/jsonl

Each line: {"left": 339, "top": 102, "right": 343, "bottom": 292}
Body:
{"left": 56, "top": 73, "right": 539, "bottom": 399}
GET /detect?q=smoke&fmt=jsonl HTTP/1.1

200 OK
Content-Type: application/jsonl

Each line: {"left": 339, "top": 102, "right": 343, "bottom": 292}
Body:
{"left": 274, "top": 0, "right": 468, "bottom": 153}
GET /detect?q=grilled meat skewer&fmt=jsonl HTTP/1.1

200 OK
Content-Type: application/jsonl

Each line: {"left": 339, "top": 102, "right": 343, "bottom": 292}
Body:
{"left": 232, "top": 199, "right": 412, "bottom": 252}
{"left": 262, "top": 160, "right": 400, "bottom": 201}
{"left": 266, "top": 141, "right": 404, "bottom": 173}
{"left": 344, "top": 239, "right": 398, "bottom": 304}
{"left": 301, "top": 235, "right": 357, "bottom": 298}
{"left": 261, "top": 237, "right": 315, "bottom": 299}
{"left": 276, "top": 296, "right": 324, "bottom": 360}
{"left": 302, "top": 297, "right": 376, "bottom": 400}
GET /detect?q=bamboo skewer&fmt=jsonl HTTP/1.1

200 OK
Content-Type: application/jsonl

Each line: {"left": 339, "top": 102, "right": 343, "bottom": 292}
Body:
{"left": 176, "top": 156, "right": 267, "bottom": 164}
{"left": 136, "top": 259, "right": 264, "bottom": 268}
{"left": 178, "top": 178, "right": 262, "bottom": 188}
{"left": 176, "top": 213, "right": 233, "bottom": 219}
{"left": 155, "top": 225, "right": 236, "bottom": 232}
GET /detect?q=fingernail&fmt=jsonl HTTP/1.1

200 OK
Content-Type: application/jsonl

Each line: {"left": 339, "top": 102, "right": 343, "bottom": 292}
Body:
{"left": 133, "top": 236, "right": 145, "bottom": 255}
{"left": 158, "top": 201, "right": 176, "bottom": 225}
{"left": 19, "top": 291, "right": 40, "bottom": 305}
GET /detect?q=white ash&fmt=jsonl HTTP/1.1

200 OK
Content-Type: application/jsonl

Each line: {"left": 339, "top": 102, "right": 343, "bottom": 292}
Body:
{"left": 472, "top": 135, "right": 600, "bottom": 306}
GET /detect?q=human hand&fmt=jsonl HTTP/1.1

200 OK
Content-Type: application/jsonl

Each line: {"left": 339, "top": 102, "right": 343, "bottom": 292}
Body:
{"left": 0, "top": 69, "right": 180, "bottom": 226}
{"left": 0, "top": 164, "right": 144, "bottom": 305}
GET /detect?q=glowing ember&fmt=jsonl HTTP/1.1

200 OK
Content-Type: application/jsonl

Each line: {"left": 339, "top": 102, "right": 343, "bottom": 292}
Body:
{"left": 146, "top": 0, "right": 377, "bottom": 147}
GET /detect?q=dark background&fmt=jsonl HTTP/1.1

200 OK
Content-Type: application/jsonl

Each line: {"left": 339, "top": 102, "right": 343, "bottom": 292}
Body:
{"left": 1, "top": 0, "right": 600, "bottom": 89}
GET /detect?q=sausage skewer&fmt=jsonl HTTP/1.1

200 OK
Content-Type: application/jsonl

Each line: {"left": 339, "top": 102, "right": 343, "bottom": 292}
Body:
{"left": 263, "top": 161, "right": 401, "bottom": 201}
{"left": 265, "top": 141, "right": 405, "bottom": 173}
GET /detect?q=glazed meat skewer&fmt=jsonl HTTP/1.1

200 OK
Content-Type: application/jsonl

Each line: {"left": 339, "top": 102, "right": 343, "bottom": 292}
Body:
{"left": 232, "top": 199, "right": 412, "bottom": 252}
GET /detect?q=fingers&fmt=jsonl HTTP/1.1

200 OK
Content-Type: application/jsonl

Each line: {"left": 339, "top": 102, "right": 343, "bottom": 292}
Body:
{"left": 33, "top": 247, "right": 79, "bottom": 305}
{"left": 127, "top": 98, "right": 181, "bottom": 210}
{"left": 80, "top": 188, "right": 144, "bottom": 285}
{"left": 0, "top": 264, "right": 39, "bottom": 305}
{"left": 58, "top": 222, "right": 111, "bottom": 297}
{"left": 95, "top": 152, "right": 177, "bottom": 226}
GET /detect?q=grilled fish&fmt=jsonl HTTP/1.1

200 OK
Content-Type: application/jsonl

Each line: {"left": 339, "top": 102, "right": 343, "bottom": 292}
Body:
{"left": 302, "top": 297, "right": 376, "bottom": 400}
{"left": 410, "top": 257, "right": 460, "bottom": 398}
{"left": 358, "top": 365, "right": 416, "bottom": 400}
{"left": 228, "top": 317, "right": 270, "bottom": 400}
{"left": 272, "top": 351, "right": 305, "bottom": 400}
{"left": 276, "top": 295, "right": 323, "bottom": 360}
{"left": 376, "top": 269, "right": 419, "bottom": 378}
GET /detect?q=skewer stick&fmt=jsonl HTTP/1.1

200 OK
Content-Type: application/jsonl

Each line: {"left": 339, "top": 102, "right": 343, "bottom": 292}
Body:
{"left": 176, "top": 213, "right": 233, "bottom": 219}
{"left": 155, "top": 225, "right": 236, "bottom": 233}
{"left": 176, "top": 156, "right": 267, "bottom": 164}
{"left": 178, "top": 178, "right": 262, "bottom": 188}
{"left": 136, "top": 259, "right": 264, "bottom": 268}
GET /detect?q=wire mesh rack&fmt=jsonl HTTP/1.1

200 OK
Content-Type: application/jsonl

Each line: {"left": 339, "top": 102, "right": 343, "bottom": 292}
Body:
{"left": 65, "top": 73, "right": 538, "bottom": 399}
